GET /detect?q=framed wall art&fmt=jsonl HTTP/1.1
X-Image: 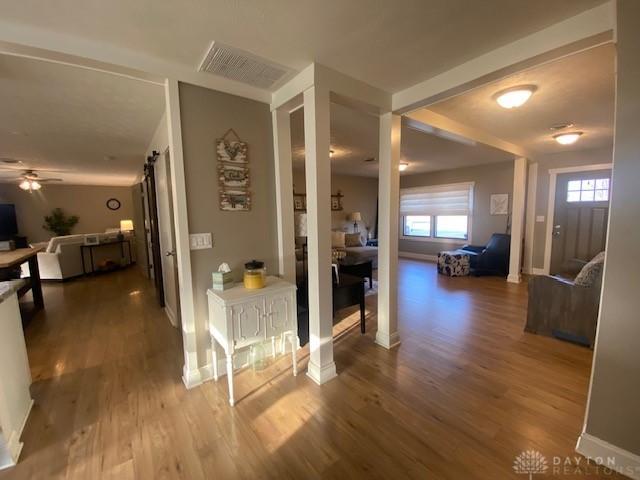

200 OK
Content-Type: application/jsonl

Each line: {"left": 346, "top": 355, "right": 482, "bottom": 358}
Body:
{"left": 218, "top": 164, "right": 250, "bottom": 188}
{"left": 220, "top": 189, "right": 252, "bottom": 211}
{"left": 490, "top": 194, "right": 509, "bottom": 215}
{"left": 216, "top": 129, "right": 248, "bottom": 164}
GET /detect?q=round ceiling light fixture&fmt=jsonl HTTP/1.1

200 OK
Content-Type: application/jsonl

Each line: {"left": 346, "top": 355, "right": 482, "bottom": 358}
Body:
{"left": 399, "top": 162, "right": 409, "bottom": 172}
{"left": 494, "top": 85, "right": 537, "bottom": 109}
{"left": 553, "top": 132, "right": 583, "bottom": 145}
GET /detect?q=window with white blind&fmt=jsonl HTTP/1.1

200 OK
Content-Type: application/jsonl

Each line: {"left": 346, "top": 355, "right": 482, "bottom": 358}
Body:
{"left": 399, "top": 182, "right": 474, "bottom": 242}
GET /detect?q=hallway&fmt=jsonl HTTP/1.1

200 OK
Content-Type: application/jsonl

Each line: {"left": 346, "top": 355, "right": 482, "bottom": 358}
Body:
{"left": 1, "top": 262, "right": 618, "bottom": 479}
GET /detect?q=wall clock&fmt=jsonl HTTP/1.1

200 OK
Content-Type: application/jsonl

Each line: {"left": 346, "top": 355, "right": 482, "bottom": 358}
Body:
{"left": 106, "top": 198, "right": 121, "bottom": 211}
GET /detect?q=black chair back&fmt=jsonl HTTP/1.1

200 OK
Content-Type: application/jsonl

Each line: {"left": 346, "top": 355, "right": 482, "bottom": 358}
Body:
{"left": 486, "top": 234, "right": 510, "bottom": 255}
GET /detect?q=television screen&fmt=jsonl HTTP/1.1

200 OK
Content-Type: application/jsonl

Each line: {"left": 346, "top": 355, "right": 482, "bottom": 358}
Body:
{"left": 0, "top": 204, "right": 18, "bottom": 238}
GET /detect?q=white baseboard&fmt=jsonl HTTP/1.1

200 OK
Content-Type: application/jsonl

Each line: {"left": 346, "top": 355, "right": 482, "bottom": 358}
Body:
{"left": 507, "top": 273, "right": 522, "bottom": 283}
{"left": 398, "top": 251, "right": 438, "bottom": 262}
{"left": 576, "top": 432, "right": 640, "bottom": 479}
{"left": 0, "top": 399, "right": 33, "bottom": 470}
{"left": 375, "top": 331, "right": 401, "bottom": 350}
{"left": 530, "top": 267, "right": 546, "bottom": 275}
{"left": 164, "top": 306, "right": 178, "bottom": 327}
{"left": 306, "top": 360, "right": 337, "bottom": 385}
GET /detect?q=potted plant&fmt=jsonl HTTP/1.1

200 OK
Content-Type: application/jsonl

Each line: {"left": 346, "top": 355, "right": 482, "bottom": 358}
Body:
{"left": 43, "top": 208, "right": 79, "bottom": 237}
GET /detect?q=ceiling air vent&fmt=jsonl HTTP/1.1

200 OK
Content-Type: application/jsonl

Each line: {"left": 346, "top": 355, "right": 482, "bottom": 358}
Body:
{"left": 198, "top": 42, "right": 292, "bottom": 90}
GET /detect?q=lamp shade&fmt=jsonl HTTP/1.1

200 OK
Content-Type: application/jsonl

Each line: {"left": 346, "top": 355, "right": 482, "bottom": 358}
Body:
{"left": 120, "top": 219, "right": 134, "bottom": 232}
{"left": 350, "top": 212, "right": 362, "bottom": 222}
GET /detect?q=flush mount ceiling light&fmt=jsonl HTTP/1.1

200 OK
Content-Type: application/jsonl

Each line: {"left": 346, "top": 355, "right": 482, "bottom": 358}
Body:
{"left": 494, "top": 85, "right": 537, "bottom": 109}
{"left": 553, "top": 132, "right": 583, "bottom": 145}
{"left": 399, "top": 162, "right": 409, "bottom": 172}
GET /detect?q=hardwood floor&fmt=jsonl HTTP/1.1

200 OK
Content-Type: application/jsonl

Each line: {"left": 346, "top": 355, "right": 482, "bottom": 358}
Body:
{"left": 1, "top": 260, "right": 622, "bottom": 479}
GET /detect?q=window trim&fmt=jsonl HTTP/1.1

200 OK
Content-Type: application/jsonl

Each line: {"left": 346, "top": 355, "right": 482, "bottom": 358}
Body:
{"left": 399, "top": 182, "right": 474, "bottom": 244}
{"left": 401, "top": 215, "right": 432, "bottom": 239}
{"left": 400, "top": 215, "right": 471, "bottom": 244}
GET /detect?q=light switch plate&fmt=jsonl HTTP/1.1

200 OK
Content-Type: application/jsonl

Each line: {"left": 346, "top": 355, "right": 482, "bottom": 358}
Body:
{"left": 536, "top": 215, "right": 545, "bottom": 223}
{"left": 190, "top": 233, "right": 213, "bottom": 250}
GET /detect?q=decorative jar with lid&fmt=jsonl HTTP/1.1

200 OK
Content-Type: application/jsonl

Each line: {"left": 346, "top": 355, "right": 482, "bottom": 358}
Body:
{"left": 243, "top": 260, "right": 266, "bottom": 289}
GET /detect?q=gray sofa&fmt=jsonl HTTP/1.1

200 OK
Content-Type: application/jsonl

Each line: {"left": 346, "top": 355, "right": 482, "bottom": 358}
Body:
{"left": 525, "top": 252, "right": 605, "bottom": 347}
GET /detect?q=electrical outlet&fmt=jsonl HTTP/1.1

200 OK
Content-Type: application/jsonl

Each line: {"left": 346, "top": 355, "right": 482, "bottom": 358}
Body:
{"left": 190, "top": 233, "right": 213, "bottom": 250}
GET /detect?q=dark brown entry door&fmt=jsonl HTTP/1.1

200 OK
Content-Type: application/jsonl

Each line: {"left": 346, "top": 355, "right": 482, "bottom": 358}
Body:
{"left": 550, "top": 169, "right": 611, "bottom": 276}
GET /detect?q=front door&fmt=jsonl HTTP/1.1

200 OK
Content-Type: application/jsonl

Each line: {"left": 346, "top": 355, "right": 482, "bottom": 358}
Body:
{"left": 550, "top": 169, "right": 611, "bottom": 276}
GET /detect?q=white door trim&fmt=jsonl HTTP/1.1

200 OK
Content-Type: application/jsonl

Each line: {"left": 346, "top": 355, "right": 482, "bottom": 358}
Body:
{"left": 542, "top": 163, "right": 613, "bottom": 274}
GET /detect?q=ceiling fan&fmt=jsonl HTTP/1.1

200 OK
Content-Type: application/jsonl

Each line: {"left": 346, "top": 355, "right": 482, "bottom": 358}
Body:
{"left": 0, "top": 169, "right": 64, "bottom": 192}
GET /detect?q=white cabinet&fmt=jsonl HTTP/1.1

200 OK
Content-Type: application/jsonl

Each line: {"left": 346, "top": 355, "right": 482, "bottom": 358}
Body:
{"left": 207, "top": 277, "right": 298, "bottom": 406}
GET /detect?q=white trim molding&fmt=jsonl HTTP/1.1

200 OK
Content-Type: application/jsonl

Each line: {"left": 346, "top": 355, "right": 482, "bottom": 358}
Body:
{"left": 0, "top": 399, "right": 33, "bottom": 470}
{"left": 398, "top": 251, "right": 438, "bottom": 262}
{"left": 524, "top": 162, "right": 538, "bottom": 275}
{"left": 576, "top": 432, "right": 640, "bottom": 480}
{"left": 542, "top": 163, "right": 613, "bottom": 274}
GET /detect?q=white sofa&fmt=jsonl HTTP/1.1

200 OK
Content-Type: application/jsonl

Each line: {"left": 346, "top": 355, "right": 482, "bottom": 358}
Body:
{"left": 21, "top": 232, "right": 135, "bottom": 280}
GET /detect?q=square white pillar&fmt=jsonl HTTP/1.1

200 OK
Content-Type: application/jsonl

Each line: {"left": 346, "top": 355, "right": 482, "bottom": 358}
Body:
{"left": 376, "top": 113, "right": 401, "bottom": 349}
{"left": 303, "top": 86, "right": 336, "bottom": 384}
{"left": 508, "top": 156, "right": 527, "bottom": 283}
{"left": 272, "top": 108, "right": 296, "bottom": 284}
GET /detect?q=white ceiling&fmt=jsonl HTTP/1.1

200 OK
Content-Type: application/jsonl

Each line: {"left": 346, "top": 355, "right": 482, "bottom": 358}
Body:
{"left": 428, "top": 44, "right": 615, "bottom": 155}
{"left": 290, "top": 103, "right": 513, "bottom": 178}
{"left": 0, "top": 0, "right": 606, "bottom": 93}
{"left": 0, "top": 54, "right": 164, "bottom": 186}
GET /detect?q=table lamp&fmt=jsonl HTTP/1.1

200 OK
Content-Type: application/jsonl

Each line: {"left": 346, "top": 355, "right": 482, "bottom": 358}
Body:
{"left": 118, "top": 219, "right": 134, "bottom": 240}
{"left": 349, "top": 212, "right": 361, "bottom": 233}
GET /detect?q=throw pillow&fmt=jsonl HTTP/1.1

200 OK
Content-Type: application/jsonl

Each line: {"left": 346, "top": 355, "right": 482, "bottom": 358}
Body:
{"left": 574, "top": 251, "right": 606, "bottom": 287}
{"left": 331, "top": 231, "right": 346, "bottom": 248}
{"left": 344, "top": 233, "right": 363, "bottom": 247}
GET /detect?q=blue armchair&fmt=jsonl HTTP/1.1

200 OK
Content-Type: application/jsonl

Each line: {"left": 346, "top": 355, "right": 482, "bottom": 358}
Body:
{"left": 459, "top": 233, "right": 510, "bottom": 276}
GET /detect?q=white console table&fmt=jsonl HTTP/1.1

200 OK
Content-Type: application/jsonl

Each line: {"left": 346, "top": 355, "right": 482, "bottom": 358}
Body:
{"left": 0, "top": 280, "right": 34, "bottom": 470}
{"left": 207, "top": 276, "right": 298, "bottom": 406}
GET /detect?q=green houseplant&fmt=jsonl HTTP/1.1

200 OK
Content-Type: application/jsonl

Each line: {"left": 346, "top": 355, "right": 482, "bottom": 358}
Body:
{"left": 43, "top": 208, "right": 79, "bottom": 237}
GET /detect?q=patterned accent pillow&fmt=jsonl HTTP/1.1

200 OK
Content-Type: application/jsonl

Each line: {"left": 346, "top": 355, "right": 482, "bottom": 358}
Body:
{"left": 574, "top": 251, "right": 605, "bottom": 287}
{"left": 344, "top": 233, "right": 364, "bottom": 247}
{"left": 331, "top": 231, "right": 346, "bottom": 248}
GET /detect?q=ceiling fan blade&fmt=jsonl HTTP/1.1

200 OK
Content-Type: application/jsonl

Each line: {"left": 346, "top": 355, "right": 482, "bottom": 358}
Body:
{"left": 38, "top": 178, "right": 64, "bottom": 183}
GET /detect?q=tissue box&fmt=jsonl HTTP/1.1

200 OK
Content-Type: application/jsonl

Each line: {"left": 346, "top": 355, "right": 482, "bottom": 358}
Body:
{"left": 212, "top": 271, "right": 234, "bottom": 284}
{"left": 212, "top": 271, "right": 234, "bottom": 291}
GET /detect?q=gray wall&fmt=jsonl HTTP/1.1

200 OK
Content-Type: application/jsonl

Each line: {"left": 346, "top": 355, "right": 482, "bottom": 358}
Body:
{"left": 399, "top": 161, "right": 513, "bottom": 256}
{"left": 292, "top": 169, "right": 378, "bottom": 232}
{"left": 179, "top": 82, "right": 278, "bottom": 364}
{"left": 582, "top": 0, "right": 640, "bottom": 458}
{"left": 530, "top": 147, "right": 612, "bottom": 269}
{"left": 0, "top": 183, "right": 134, "bottom": 243}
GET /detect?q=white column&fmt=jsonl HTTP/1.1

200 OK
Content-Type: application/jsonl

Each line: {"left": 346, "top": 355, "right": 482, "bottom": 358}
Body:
{"left": 508, "top": 157, "right": 527, "bottom": 283}
{"left": 376, "top": 113, "right": 401, "bottom": 349}
{"left": 164, "top": 79, "right": 200, "bottom": 387}
{"left": 303, "top": 86, "right": 336, "bottom": 385}
{"left": 523, "top": 162, "right": 538, "bottom": 274}
{"left": 272, "top": 108, "right": 296, "bottom": 284}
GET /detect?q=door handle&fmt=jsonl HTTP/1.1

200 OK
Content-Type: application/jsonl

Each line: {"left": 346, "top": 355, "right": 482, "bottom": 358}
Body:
{"left": 165, "top": 250, "right": 176, "bottom": 256}
{"left": 552, "top": 225, "right": 562, "bottom": 237}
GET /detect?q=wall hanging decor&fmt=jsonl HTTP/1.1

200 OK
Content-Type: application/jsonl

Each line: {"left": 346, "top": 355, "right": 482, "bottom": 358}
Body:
{"left": 217, "top": 128, "right": 251, "bottom": 211}
{"left": 218, "top": 164, "right": 250, "bottom": 188}
{"left": 216, "top": 128, "right": 248, "bottom": 164}
{"left": 490, "top": 194, "right": 509, "bottom": 215}
{"left": 220, "top": 189, "right": 252, "bottom": 211}
{"left": 291, "top": 189, "right": 343, "bottom": 211}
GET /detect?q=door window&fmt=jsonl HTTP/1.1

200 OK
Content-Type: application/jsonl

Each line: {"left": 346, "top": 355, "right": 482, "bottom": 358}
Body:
{"left": 567, "top": 178, "right": 609, "bottom": 203}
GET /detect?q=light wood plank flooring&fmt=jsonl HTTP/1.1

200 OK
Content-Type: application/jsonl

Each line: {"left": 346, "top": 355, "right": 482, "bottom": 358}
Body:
{"left": 1, "top": 260, "right": 621, "bottom": 479}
